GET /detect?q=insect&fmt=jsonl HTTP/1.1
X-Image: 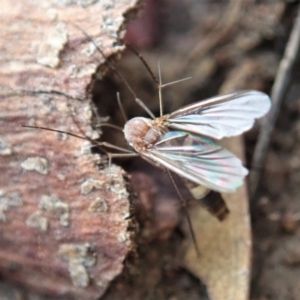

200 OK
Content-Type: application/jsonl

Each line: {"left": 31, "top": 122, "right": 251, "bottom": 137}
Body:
{"left": 123, "top": 90, "right": 270, "bottom": 194}
{"left": 93, "top": 76, "right": 271, "bottom": 254}
{"left": 71, "top": 27, "right": 271, "bottom": 200}
{"left": 23, "top": 28, "right": 271, "bottom": 255}
{"left": 120, "top": 87, "right": 271, "bottom": 228}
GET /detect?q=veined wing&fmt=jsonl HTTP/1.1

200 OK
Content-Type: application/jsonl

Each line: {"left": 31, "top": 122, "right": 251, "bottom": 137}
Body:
{"left": 168, "top": 90, "right": 271, "bottom": 139}
{"left": 143, "top": 131, "right": 248, "bottom": 193}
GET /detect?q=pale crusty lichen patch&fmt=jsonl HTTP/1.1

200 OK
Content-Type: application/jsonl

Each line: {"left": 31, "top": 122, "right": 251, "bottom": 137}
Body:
{"left": 0, "top": 192, "right": 23, "bottom": 222}
{"left": 101, "top": 166, "right": 129, "bottom": 201}
{"left": 39, "top": 194, "right": 70, "bottom": 227}
{"left": 51, "top": 0, "right": 98, "bottom": 7}
{"left": 58, "top": 243, "right": 96, "bottom": 288}
{"left": 26, "top": 211, "right": 48, "bottom": 231}
{"left": 24, "top": 194, "right": 70, "bottom": 230}
{"left": 80, "top": 166, "right": 129, "bottom": 201}
{"left": 80, "top": 178, "right": 105, "bottom": 195}
{"left": 37, "top": 22, "right": 68, "bottom": 68}
{"left": 88, "top": 197, "right": 108, "bottom": 213}
{"left": 21, "top": 156, "right": 49, "bottom": 175}
{"left": 0, "top": 137, "right": 12, "bottom": 155}
{"left": 117, "top": 231, "right": 130, "bottom": 244}
{"left": 0, "top": 211, "right": 5, "bottom": 222}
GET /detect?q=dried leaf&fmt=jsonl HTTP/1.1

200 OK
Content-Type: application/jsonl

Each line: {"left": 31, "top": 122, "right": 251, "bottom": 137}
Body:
{"left": 184, "top": 137, "right": 251, "bottom": 300}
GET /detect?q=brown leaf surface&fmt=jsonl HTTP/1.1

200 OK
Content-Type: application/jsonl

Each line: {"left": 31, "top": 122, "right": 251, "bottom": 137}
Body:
{"left": 184, "top": 138, "right": 251, "bottom": 300}
{"left": 183, "top": 63, "right": 261, "bottom": 300}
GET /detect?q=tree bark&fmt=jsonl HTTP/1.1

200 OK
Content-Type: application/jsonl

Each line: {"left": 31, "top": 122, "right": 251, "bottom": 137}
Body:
{"left": 0, "top": 0, "right": 139, "bottom": 299}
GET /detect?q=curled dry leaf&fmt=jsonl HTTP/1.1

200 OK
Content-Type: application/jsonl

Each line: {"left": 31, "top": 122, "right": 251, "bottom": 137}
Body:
{"left": 0, "top": 0, "right": 140, "bottom": 299}
{"left": 184, "top": 138, "right": 251, "bottom": 300}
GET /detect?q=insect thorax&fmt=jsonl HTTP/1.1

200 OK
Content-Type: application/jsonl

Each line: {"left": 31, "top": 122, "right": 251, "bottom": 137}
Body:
{"left": 123, "top": 117, "right": 166, "bottom": 152}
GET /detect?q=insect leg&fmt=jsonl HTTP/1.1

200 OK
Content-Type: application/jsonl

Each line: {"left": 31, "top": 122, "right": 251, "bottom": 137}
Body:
{"left": 100, "top": 142, "right": 133, "bottom": 153}
{"left": 116, "top": 92, "right": 128, "bottom": 123}
{"left": 95, "top": 123, "right": 123, "bottom": 131}
{"left": 73, "top": 24, "right": 155, "bottom": 119}
{"left": 158, "top": 61, "right": 163, "bottom": 117}
{"left": 157, "top": 62, "right": 191, "bottom": 117}
{"left": 22, "top": 125, "right": 134, "bottom": 155}
{"left": 165, "top": 168, "right": 200, "bottom": 257}
{"left": 106, "top": 152, "right": 139, "bottom": 175}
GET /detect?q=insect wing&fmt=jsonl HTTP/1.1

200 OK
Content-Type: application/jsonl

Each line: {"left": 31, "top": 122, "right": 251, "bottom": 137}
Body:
{"left": 144, "top": 131, "right": 248, "bottom": 193}
{"left": 168, "top": 90, "right": 271, "bottom": 139}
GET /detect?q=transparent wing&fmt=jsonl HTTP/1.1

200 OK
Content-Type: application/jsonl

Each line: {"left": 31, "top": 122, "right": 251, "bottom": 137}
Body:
{"left": 168, "top": 90, "right": 271, "bottom": 139}
{"left": 143, "top": 131, "right": 248, "bottom": 193}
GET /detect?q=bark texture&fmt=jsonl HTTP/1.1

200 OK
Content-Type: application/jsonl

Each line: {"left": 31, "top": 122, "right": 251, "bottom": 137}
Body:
{"left": 0, "top": 0, "right": 139, "bottom": 299}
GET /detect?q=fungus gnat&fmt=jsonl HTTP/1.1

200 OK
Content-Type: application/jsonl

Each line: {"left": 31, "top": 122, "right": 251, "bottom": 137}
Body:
{"left": 23, "top": 27, "right": 271, "bottom": 255}
{"left": 123, "top": 90, "right": 270, "bottom": 193}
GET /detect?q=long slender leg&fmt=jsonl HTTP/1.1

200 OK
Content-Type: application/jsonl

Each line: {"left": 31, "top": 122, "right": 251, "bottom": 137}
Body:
{"left": 22, "top": 125, "right": 134, "bottom": 154}
{"left": 73, "top": 24, "right": 155, "bottom": 119}
{"left": 165, "top": 168, "right": 200, "bottom": 257}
